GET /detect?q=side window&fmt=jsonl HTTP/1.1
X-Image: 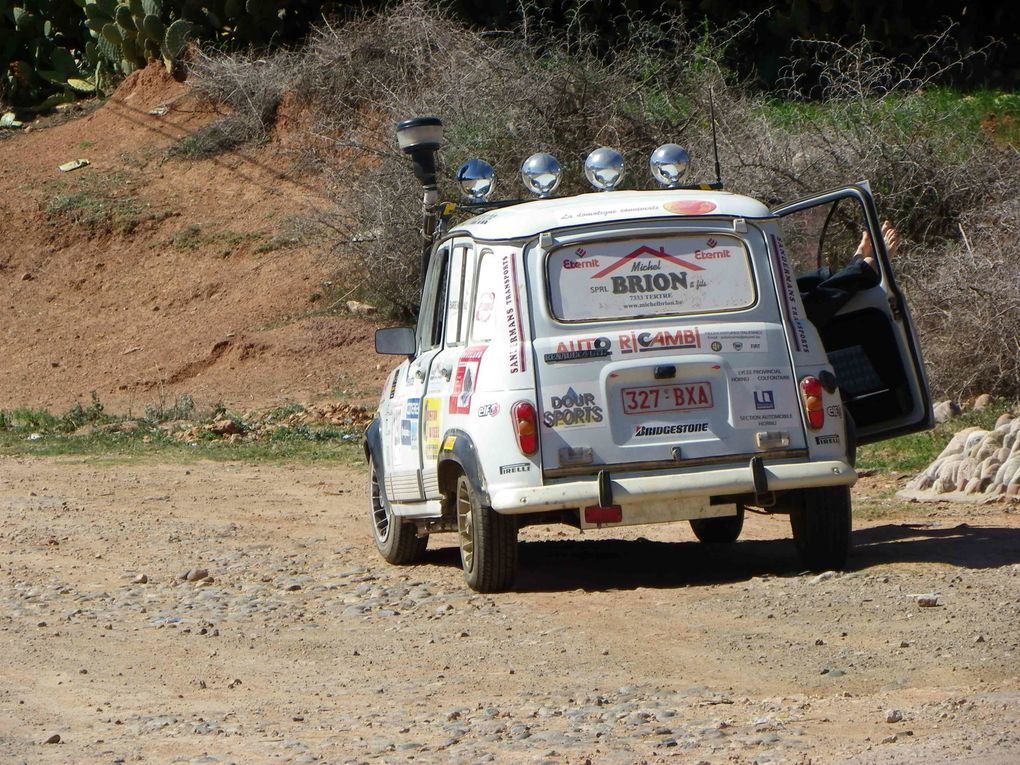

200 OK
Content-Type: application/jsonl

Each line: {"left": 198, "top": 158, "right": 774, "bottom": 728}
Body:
{"left": 429, "top": 254, "right": 449, "bottom": 348}
{"left": 444, "top": 245, "right": 472, "bottom": 347}
{"left": 471, "top": 249, "right": 501, "bottom": 343}
{"left": 417, "top": 248, "right": 449, "bottom": 352}
{"left": 777, "top": 198, "right": 871, "bottom": 278}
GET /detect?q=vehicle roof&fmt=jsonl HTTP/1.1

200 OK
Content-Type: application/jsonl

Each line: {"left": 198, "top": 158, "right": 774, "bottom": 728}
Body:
{"left": 451, "top": 189, "right": 773, "bottom": 240}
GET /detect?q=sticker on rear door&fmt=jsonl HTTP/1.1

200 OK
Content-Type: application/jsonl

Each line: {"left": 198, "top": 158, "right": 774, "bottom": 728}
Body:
{"left": 544, "top": 335, "right": 613, "bottom": 363}
{"left": 542, "top": 386, "right": 604, "bottom": 429}
{"left": 702, "top": 328, "right": 768, "bottom": 353}
{"left": 729, "top": 367, "right": 798, "bottom": 428}
{"left": 618, "top": 326, "right": 701, "bottom": 355}
{"left": 633, "top": 422, "right": 711, "bottom": 437}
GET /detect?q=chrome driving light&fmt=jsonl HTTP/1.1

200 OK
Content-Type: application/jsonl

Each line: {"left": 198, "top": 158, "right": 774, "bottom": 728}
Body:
{"left": 650, "top": 143, "right": 690, "bottom": 188}
{"left": 456, "top": 159, "right": 496, "bottom": 202}
{"left": 520, "top": 153, "right": 562, "bottom": 197}
{"left": 583, "top": 147, "right": 624, "bottom": 191}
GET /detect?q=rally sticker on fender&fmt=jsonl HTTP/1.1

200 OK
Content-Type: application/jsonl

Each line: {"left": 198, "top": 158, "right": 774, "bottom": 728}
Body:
{"left": 621, "top": 382, "right": 713, "bottom": 415}
{"left": 423, "top": 397, "right": 442, "bottom": 459}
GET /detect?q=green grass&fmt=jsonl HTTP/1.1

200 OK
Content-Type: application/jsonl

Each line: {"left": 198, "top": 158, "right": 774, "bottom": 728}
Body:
{"left": 47, "top": 190, "right": 143, "bottom": 232}
{"left": 759, "top": 87, "right": 1020, "bottom": 147}
{"left": 858, "top": 401, "right": 1017, "bottom": 473}
{"left": 172, "top": 222, "right": 286, "bottom": 256}
{"left": 44, "top": 171, "right": 146, "bottom": 233}
{"left": 0, "top": 396, "right": 365, "bottom": 465}
{"left": 0, "top": 428, "right": 362, "bottom": 464}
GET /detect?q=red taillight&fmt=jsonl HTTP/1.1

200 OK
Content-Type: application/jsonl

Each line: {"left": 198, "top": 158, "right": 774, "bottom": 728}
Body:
{"left": 512, "top": 401, "right": 539, "bottom": 455}
{"left": 799, "top": 376, "right": 825, "bottom": 429}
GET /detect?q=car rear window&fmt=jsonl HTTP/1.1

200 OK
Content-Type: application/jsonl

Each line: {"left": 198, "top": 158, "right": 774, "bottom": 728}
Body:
{"left": 547, "top": 234, "right": 756, "bottom": 322}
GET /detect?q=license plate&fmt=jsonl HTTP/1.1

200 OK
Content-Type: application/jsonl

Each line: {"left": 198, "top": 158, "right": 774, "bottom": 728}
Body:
{"left": 621, "top": 381, "right": 713, "bottom": 415}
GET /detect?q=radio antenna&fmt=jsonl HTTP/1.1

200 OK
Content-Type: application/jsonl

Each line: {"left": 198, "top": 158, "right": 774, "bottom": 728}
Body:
{"left": 709, "top": 88, "right": 722, "bottom": 188}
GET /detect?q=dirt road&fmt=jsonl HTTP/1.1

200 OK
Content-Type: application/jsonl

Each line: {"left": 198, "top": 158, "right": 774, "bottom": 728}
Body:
{"left": 2, "top": 456, "right": 1019, "bottom": 764}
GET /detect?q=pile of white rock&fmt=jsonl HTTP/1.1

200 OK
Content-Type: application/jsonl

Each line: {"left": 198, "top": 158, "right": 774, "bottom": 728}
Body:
{"left": 905, "top": 411, "right": 1020, "bottom": 498}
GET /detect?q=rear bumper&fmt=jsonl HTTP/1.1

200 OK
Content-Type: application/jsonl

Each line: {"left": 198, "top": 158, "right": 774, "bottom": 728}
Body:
{"left": 489, "top": 459, "right": 856, "bottom": 514}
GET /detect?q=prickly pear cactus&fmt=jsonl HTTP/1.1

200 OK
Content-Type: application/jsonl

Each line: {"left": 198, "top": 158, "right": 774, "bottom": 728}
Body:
{"left": 4, "top": 0, "right": 325, "bottom": 107}
{"left": 81, "top": 0, "right": 194, "bottom": 80}
{"left": 161, "top": 18, "right": 190, "bottom": 65}
{"left": 1, "top": 0, "right": 91, "bottom": 106}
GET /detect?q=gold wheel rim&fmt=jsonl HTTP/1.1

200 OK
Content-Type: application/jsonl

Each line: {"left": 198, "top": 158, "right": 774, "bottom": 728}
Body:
{"left": 370, "top": 467, "right": 390, "bottom": 543}
{"left": 457, "top": 484, "right": 474, "bottom": 572}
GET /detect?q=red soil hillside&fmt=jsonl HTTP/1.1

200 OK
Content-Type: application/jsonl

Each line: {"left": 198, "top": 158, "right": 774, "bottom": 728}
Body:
{"left": 0, "top": 64, "right": 386, "bottom": 413}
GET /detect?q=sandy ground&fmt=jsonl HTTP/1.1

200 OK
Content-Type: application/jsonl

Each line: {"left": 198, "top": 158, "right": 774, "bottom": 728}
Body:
{"left": 0, "top": 64, "right": 385, "bottom": 414}
{"left": 2, "top": 456, "right": 1019, "bottom": 765}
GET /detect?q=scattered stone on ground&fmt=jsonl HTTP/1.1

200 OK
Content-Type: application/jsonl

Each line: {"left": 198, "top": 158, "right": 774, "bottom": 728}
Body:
{"left": 933, "top": 400, "right": 962, "bottom": 423}
{"left": 2, "top": 459, "right": 1019, "bottom": 764}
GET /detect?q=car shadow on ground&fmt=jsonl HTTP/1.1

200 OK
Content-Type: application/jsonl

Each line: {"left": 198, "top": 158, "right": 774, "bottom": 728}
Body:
{"left": 423, "top": 523, "right": 1020, "bottom": 593}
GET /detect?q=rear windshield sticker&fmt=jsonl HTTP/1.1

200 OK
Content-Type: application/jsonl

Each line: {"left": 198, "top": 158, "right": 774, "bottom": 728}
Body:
{"left": 549, "top": 235, "right": 754, "bottom": 321}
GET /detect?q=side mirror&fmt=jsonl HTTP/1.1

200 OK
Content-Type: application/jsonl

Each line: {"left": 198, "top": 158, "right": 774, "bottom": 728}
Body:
{"left": 375, "top": 327, "right": 416, "bottom": 356}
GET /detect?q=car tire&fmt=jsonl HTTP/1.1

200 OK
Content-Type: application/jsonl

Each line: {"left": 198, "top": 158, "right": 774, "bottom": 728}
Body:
{"left": 789, "top": 485, "right": 852, "bottom": 571}
{"left": 369, "top": 457, "right": 427, "bottom": 564}
{"left": 689, "top": 506, "right": 745, "bottom": 543}
{"left": 456, "top": 474, "right": 518, "bottom": 593}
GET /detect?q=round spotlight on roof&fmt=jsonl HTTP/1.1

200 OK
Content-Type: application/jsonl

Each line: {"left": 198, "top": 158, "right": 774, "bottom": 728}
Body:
{"left": 520, "top": 153, "right": 562, "bottom": 197}
{"left": 650, "top": 144, "right": 690, "bottom": 188}
{"left": 584, "top": 147, "right": 624, "bottom": 191}
{"left": 456, "top": 159, "right": 496, "bottom": 202}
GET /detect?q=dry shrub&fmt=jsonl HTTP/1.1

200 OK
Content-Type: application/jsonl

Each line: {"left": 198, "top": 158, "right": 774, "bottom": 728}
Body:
{"left": 185, "top": 3, "right": 1020, "bottom": 398}
{"left": 899, "top": 204, "right": 1020, "bottom": 399}
{"left": 744, "top": 31, "right": 1020, "bottom": 400}
{"left": 174, "top": 48, "right": 298, "bottom": 157}
{"left": 279, "top": 1, "right": 754, "bottom": 316}
{"left": 717, "top": 30, "right": 1015, "bottom": 245}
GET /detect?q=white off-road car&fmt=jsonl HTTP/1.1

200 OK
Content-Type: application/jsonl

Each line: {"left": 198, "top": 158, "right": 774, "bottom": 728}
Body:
{"left": 367, "top": 118, "right": 932, "bottom": 592}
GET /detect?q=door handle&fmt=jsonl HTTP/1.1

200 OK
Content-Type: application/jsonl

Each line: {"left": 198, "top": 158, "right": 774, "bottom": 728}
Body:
{"left": 439, "top": 366, "right": 452, "bottom": 380}
{"left": 414, "top": 367, "right": 426, "bottom": 381}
